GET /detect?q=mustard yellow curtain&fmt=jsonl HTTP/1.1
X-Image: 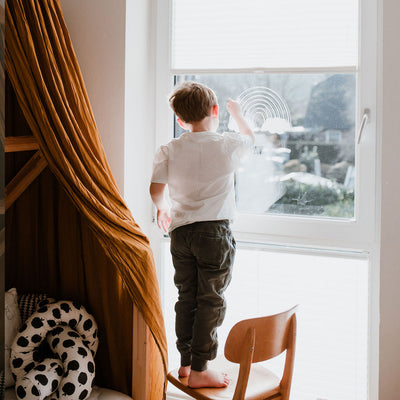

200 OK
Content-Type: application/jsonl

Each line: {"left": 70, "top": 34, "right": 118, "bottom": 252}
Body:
{"left": 5, "top": 0, "right": 167, "bottom": 396}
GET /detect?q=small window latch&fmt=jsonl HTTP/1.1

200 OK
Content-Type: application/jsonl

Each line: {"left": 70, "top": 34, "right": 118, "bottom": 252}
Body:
{"left": 357, "top": 109, "right": 370, "bottom": 144}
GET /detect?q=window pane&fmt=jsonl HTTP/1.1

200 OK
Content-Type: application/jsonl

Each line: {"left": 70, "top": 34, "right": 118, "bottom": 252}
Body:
{"left": 163, "top": 242, "right": 368, "bottom": 400}
{"left": 174, "top": 74, "right": 356, "bottom": 219}
{"left": 172, "top": 0, "right": 358, "bottom": 70}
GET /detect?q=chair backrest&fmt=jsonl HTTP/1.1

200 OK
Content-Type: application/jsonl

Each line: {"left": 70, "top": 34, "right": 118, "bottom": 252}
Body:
{"left": 224, "top": 305, "right": 298, "bottom": 364}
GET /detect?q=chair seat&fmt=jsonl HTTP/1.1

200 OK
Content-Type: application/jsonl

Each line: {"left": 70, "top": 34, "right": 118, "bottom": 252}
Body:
{"left": 167, "top": 356, "right": 281, "bottom": 400}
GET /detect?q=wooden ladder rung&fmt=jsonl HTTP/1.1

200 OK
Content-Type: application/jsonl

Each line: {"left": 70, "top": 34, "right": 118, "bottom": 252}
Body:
{"left": 5, "top": 151, "right": 47, "bottom": 210}
{"left": 5, "top": 135, "right": 39, "bottom": 152}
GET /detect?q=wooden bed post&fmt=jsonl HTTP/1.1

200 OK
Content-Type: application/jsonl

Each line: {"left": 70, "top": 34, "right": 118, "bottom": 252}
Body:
{"left": 132, "top": 303, "right": 151, "bottom": 400}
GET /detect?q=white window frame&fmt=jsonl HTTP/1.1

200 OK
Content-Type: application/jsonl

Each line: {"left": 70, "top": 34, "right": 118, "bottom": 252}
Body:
{"left": 156, "top": 0, "right": 378, "bottom": 251}
{"left": 153, "top": 1, "right": 380, "bottom": 399}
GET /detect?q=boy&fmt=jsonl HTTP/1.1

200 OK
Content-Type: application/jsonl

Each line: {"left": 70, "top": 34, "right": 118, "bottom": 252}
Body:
{"left": 150, "top": 82, "right": 254, "bottom": 388}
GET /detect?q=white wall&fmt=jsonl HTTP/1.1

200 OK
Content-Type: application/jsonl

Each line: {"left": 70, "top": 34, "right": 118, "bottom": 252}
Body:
{"left": 59, "top": 0, "right": 127, "bottom": 194}
{"left": 379, "top": 0, "right": 400, "bottom": 398}
{"left": 60, "top": 0, "right": 156, "bottom": 233}
{"left": 124, "top": 0, "right": 156, "bottom": 233}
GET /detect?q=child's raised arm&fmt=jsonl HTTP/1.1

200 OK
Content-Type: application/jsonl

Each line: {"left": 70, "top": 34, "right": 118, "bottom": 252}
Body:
{"left": 227, "top": 99, "right": 255, "bottom": 143}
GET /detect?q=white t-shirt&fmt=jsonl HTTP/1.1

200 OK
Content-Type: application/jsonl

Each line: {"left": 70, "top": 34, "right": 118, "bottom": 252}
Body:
{"left": 151, "top": 131, "right": 252, "bottom": 232}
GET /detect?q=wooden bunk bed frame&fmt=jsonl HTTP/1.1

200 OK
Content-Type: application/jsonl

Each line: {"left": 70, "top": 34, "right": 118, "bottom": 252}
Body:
{"left": 5, "top": 135, "right": 158, "bottom": 399}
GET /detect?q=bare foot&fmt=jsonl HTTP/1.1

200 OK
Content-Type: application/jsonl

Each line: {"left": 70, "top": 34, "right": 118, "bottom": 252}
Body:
{"left": 188, "top": 369, "right": 229, "bottom": 388}
{"left": 178, "top": 366, "right": 191, "bottom": 377}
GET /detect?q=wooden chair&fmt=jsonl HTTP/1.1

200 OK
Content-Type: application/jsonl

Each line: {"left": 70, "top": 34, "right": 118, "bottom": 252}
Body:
{"left": 167, "top": 306, "right": 298, "bottom": 400}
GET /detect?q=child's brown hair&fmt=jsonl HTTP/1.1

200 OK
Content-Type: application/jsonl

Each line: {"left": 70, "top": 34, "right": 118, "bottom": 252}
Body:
{"left": 169, "top": 81, "right": 218, "bottom": 123}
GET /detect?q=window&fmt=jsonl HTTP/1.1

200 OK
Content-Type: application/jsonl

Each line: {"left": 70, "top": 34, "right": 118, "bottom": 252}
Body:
{"left": 174, "top": 73, "right": 356, "bottom": 219}
{"left": 171, "top": 0, "right": 358, "bottom": 70}
{"left": 156, "top": 0, "right": 376, "bottom": 250}
{"left": 155, "top": 0, "right": 377, "bottom": 247}
{"left": 154, "top": 0, "right": 378, "bottom": 399}
{"left": 172, "top": 0, "right": 357, "bottom": 215}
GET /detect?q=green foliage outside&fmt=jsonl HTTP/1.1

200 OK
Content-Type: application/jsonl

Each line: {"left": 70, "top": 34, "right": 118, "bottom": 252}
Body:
{"left": 269, "top": 180, "right": 354, "bottom": 218}
{"left": 321, "top": 198, "right": 354, "bottom": 218}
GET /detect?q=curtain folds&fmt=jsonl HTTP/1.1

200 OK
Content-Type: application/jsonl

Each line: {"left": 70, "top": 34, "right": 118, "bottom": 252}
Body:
{"left": 5, "top": 0, "right": 167, "bottom": 396}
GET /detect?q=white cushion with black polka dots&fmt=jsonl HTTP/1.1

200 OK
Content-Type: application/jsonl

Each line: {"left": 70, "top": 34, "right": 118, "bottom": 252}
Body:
{"left": 10, "top": 300, "right": 98, "bottom": 400}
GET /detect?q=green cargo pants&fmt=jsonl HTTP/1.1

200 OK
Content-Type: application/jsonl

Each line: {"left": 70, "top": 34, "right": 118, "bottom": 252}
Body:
{"left": 169, "top": 220, "right": 236, "bottom": 372}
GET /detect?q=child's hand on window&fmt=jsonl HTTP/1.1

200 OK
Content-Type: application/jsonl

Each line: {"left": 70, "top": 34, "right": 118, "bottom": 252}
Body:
{"left": 227, "top": 99, "right": 242, "bottom": 117}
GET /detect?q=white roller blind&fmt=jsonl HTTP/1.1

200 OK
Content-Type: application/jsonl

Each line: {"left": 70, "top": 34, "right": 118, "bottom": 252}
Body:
{"left": 171, "top": 0, "right": 358, "bottom": 71}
